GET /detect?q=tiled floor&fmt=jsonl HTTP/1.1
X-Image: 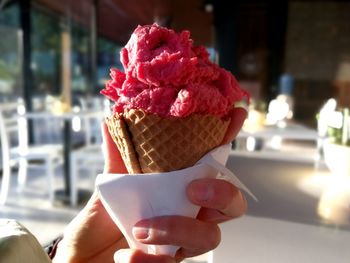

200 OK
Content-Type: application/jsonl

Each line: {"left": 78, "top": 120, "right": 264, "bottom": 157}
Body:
{"left": 1, "top": 148, "right": 350, "bottom": 262}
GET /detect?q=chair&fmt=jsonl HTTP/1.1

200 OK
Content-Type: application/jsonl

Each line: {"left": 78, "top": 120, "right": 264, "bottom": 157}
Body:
{"left": 0, "top": 99, "right": 62, "bottom": 205}
{"left": 31, "top": 95, "right": 62, "bottom": 144}
{"left": 70, "top": 111, "right": 105, "bottom": 207}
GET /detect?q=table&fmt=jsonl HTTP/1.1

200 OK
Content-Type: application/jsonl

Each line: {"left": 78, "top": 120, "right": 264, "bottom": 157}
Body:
{"left": 25, "top": 110, "right": 104, "bottom": 205}
{"left": 234, "top": 122, "right": 320, "bottom": 164}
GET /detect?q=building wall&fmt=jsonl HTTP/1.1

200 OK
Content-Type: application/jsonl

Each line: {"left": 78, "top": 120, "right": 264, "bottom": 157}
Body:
{"left": 285, "top": 1, "right": 350, "bottom": 125}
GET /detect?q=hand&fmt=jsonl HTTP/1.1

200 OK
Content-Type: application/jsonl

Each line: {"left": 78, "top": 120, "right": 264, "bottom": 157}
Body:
{"left": 192, "top": 106, "right": 248, "bottom": 225}
{"left": 53, "top": 107, "right": 247, "bottom": 263}
{"left": 222, "top": 107, "right": 248, "bottom": 145}
{"left": 53, "top": 123, "right": 175, "bottom": 263}
{"left": 131, "top": 107, "right": 248, "bottom": 261}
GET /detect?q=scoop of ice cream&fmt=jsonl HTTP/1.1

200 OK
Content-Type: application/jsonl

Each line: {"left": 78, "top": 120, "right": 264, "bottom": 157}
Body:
{"left": 101, "top": 23, "right": 248, "bottom": 118}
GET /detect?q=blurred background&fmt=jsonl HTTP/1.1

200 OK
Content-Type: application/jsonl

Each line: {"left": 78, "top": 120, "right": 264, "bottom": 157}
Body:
{"left": 1, "top": 0, "right": 350, "bottom": 124}
{"left": 1, "top": 0, "right": 350, "bottom": 262}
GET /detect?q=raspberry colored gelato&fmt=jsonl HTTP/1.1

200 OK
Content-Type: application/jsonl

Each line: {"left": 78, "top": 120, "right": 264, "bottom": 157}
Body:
{"left": 101, "top": 23, "right": 248, "bottom": 117}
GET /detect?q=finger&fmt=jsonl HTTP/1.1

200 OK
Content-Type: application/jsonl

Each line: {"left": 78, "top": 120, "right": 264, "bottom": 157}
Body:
{"left": 101, "top": 121, "right": 127, "bottom": 173}
{"left": 175, "top": 247, "right": 211, "bottom": 261}
{"left": 114, "top": 249, "right": 175, "bottom": 263}
{"left": 196, "top": 207, "right": 234, "bottom": 224}
{"left": 187, "top": 179, "right": 247, "bottom": 220}
{"left": 133, "top": 216, "right": 220, "bottom": 252}
{"left": 86, "top": 237, "right": 128, "bottom": 262}
{"left": 221, "top": 107, "right": 247, "bottom": 145}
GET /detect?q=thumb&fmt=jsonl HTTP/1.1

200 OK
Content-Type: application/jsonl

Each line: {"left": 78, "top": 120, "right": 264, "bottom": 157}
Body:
{"left": 101, "top": 121, "right": 128, "bottom": 173}
{"left": 114, "top": 249, "right": 175, "bottom": 263}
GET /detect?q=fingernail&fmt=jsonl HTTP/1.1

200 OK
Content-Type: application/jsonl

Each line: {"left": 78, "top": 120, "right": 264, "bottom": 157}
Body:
{"left": 132, "top": 227, "right": 149, "bottom": 240}
{"left": 191, "top": 181, "right": 213, "bottom": 202}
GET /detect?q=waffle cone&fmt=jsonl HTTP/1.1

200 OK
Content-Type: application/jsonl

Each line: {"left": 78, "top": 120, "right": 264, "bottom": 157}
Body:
{"left": 106, "top": 109, "right": 230, "bottom": 174}
{"left": 106, "top": 114, "right": 142, "bottom": 174}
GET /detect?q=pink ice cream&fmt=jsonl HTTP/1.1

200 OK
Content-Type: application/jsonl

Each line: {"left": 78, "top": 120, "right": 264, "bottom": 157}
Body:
{"left": 101, "top": 23, "right": 248, "bottom": 118}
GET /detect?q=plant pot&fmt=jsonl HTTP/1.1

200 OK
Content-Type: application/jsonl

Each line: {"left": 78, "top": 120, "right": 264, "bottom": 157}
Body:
{"left": 323, "top": 138, "right": 350, "bottom": 176}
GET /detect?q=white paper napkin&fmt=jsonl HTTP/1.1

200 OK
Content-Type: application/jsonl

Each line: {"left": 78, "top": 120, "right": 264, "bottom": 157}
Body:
{"left": 96, "top": 144, "right": 256, "bottom": 256}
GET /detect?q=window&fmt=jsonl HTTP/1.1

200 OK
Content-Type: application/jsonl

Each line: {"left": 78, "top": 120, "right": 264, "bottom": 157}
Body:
{"left": 97, "top": 37, "right": 123, "bottom": 91}
{"left": 30, "top": 7, "right": 61, "bottom": 96}
{"left": 0, "top": 2, "right": 22, "bottom": 99}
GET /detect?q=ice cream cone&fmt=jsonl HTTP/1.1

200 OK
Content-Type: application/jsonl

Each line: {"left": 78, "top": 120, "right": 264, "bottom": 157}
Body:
{"left": 106, "top": 114, "right": 143, "bottom": 174}
{"left": 106, "top": 109, "right": 230, "bottom": 174}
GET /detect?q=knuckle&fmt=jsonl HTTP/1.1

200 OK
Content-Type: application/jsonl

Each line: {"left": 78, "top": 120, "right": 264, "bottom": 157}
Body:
{"left": 150, "top": 217, "right": 181, "bottom": 243}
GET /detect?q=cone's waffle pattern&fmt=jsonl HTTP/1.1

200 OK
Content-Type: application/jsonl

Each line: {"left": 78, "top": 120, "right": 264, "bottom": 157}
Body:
{"left": 123, "top": 110, "right": 230, "bottom": 173}
{"left": 106, "top": 115, "right": 142, "bottom": 174}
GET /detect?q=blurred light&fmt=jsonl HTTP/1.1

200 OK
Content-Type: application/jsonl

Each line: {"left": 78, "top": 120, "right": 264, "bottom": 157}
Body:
{"left": 204, "top": 3, "right": 213, "bottom": 13}
{"left": 327, "top": 111, "right": 343, "bottom": 129}
{"left": 103, "top": 98, "right": 112, "bottom": 116}
{"left": 298, "top": 173, "right": 331, "bottom": 198}
{"left": 246, "top": 136, "right": 256, "bottom": 152}
{"left": 17, "top": 105, "right": 26, "bottom": 115}
{"left": 270, "top": 135, "right": 282, "bottom": 150}
{"left": 266, "top": 99, "right": 290, "bottom": 124}
{"left": 72, "top": 116, "right": 81, "bottom": 132}
{"left": 266, "top": 94, "right": 294, "bottom": 125}
{"left": 18, "top": 117, "right": 28, "bottom": 153}
{"left": 323, "top": 98, "right": 337, "bottom": 111}
{"left": 298, "top": 173, "right": 350, "bottom": 224}
{"left": 323, "top": 139, "right": 350, "bottom": 177}
{"left": 317, "top": 176, "right": 350, "bottom": 224}
{"left": 250, "top": 110, "right": 263, "bottom": 126}
{"left": 319, "top": 206, "right": 332, "bottom": 220}
{"left": 73, "top": 106, "right": 80, "bottom": 113}
{"left": 277, "top": 120, "right": 287, "bottom": 129}
{"left": 15, "top": 100, "right": 28, "bottom": 152}
{"left": 242, "top": 109, "right": 265, "bottom": 132}
{"left": 317, "top": 98, "right": 342, "bottom": 129}
{"left": 318, "top": 98, "right": 337, "bottom": 136}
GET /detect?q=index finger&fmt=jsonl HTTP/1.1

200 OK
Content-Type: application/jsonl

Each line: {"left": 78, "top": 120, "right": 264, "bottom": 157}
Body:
{"left": 102, "top": 121, "right": 128, "bottom": 174}
{"left": 221, "top": 107, "right": 248, "bottom": 145}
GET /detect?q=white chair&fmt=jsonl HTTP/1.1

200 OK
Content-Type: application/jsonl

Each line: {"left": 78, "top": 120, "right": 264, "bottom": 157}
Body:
{"left": 0, "top": 99, "right": 62, "bottom": 205}
{"left": 70, "top": 111, "right": 105, "bottom": 207}
{"left": 31, "top": 95, "right": 62, "bottom": 144}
